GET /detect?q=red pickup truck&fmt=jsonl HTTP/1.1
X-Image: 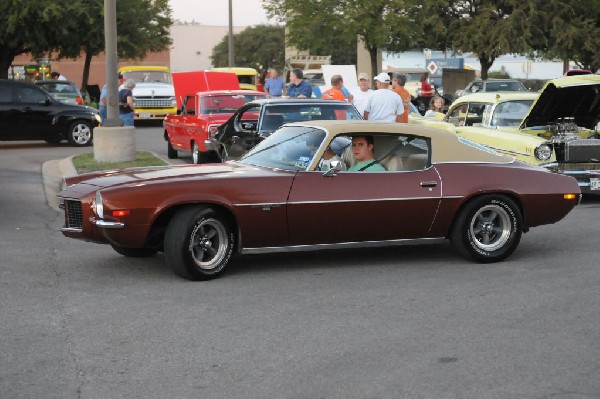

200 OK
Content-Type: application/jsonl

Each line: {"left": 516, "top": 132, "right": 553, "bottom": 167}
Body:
{"left": 163, "top": 71, "right": 267, "bottom": 163}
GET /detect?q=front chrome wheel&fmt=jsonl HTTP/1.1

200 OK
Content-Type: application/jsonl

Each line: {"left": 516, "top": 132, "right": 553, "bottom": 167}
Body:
{"left": 189, "top": 217, "right": 229, "bottom": 270}
{"left": 164, "top": 206, "right": 235, "bottom": 280}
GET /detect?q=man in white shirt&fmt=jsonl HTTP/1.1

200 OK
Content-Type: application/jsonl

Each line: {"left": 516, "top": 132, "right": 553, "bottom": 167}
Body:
{"left": 363, "top": 72, "right": 404, "bottom": 122}
{"left": 351, "top": 72, "right": 373, "bottom": 116}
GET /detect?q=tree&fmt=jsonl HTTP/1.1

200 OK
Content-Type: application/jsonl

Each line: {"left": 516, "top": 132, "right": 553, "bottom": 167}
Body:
{"left": 444, "top": 1, "right": 536, "bottom": 80}
{"left": 58, "top": 0, "right": 172, "bottom": 93}
{"left": 0, "top": 0, "right": 84, "bottom": 79}
{"left": 211, "top": 25, "right": 286, "bottom": 72}
{"left": 263, "top": 0, "right": 417, "bottom": 79}
{"left": 530, "top": 0, "right": 600, "bottom": 72}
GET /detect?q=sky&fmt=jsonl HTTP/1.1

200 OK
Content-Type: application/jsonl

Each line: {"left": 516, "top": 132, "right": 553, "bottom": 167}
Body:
{"left": 169, "top": 0, "right": 272, "bottom": 26}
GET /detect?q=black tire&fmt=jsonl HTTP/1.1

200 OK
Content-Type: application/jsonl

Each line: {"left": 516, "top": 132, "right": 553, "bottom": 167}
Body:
{"left": 167, "top": 137, "right": 178, "bottom": 159}
{"left": 110, "top": 244, "right": 159, "bottom": 258}
{"left": 164, "top": 206, "right": 235, "bottom": 280}
{"left": 67, "top": 120, "right": 93, "bottom": 146}
{"left": 450, "top": 195, "right": 523, "bottom": 263}
{"left": 192, "top": 141, "right": 210, "bottom": 164}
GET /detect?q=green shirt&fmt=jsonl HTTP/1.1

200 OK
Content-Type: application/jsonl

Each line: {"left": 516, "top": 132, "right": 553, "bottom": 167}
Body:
{"left": 348, "top": 160, "right": 386, "bottom": 172}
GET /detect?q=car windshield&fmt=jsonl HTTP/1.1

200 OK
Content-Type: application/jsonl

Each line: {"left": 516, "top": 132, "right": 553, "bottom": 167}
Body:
{"left": 201, "top": 94, "right": 265, "bottom": 114}
{"left": 490, "top": 100, "right": 534, "bottom": 127}
{"left": 122, "top": 70, "right": 171, "bottom": 84}
{"left": 265, "top": 103, "right": 362, "bottom": 123}
{"left": 485, "top": 81, "right": 526, "bottom": 92}
{"left": 238, "top": 126, "right": 326, "bottom": 171}
{"left": 37, "top": 82, "right": 78, "bottom": 94}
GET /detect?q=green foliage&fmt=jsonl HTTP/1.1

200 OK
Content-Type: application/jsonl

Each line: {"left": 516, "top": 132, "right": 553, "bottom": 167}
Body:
{"left": 0, "top": 0, "right": 172, "bottom": 82}
{"left": 488, "top": 71, "right": 511, "bottom": 79}
{"left": 211, "top": 25, "right": 286, "bottom": 72}
{"left": 533, "top": 0, "right": 600, "bottom": 71}
{"left": 263, "top": 0, "right": 416, "bottom": 77}
{"left": 72, "top": 151, "right": 167, "bottom": 173}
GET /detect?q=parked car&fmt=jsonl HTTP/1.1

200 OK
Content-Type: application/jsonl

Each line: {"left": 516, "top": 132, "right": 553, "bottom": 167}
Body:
{"left": 0, "top": 79, "right": 100, "bottom": 146}
{"left": 410, "top": 91, "right": 556, "bottom": 166}
{"left": 57, "top": 120, "right": 580, "bottom": 281}
{"left": 210, "top": 98, "right": 363, "bottom": 161}
{"left": 455, "top": 79, "right": 527, "bottom": 98}
{"left": 415, "top": 74, "right": 600, "bottom": 192}
{"left": 163, "top": 90, "right": 267, "bottom": 164}
{"left": 35, "top": 80, "right": 84, "bottom": 105}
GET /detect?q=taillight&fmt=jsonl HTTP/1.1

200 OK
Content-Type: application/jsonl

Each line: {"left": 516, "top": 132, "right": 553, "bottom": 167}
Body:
{"left": 76, "top": 96, "right": 83, "bottom": 105}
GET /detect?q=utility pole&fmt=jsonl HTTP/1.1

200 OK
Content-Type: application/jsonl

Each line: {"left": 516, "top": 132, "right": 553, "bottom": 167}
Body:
{"left": 104, "top": 0, "right": 120, "bottom": 127}
{"left": 228, "top": 0, "right": 234, "bottom": 67}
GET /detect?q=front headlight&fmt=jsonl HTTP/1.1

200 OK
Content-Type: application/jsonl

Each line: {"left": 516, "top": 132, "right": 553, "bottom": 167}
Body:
{"left": 534, "top": 143, "right": 553, "bottom": 161}
{"left": 93, "top": 191, "right": 104, "bottom": 219}
{"left": 94, "top": 114, "right": 102, "bottom": 123}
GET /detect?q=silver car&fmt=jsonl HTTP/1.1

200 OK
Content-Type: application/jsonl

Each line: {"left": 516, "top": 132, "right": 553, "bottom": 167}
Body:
{"left": 35, "top": 80, "right": 84, "bottom": 106}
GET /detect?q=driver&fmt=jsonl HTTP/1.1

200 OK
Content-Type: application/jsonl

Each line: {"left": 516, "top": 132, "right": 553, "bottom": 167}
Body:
{"left": 348, "top": 136, "right": 385, "bottom": 172}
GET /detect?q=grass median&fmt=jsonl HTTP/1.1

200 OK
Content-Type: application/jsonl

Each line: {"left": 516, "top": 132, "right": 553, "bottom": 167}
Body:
{"left": 72, "top": 151, "right": 168, "bottom": 174}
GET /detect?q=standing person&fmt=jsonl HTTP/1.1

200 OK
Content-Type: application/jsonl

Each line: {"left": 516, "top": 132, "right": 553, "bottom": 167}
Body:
{"left": 264, "top": 68, "right": 286, "bottom": 98}
{"left": 352, "top": 72, "right": 373, "bottom": 116}
{"left": 419, "top": 72, "right": 434, "bottom": 114}
{"left": 392, "top": 73, "right": 412, "bottom": 123}
{"left": 99, "top": 84, "right": 108, "bottom": 125}
{"left": 118, "top": 79, "right": 136, "bottom": 127}
{"left": 363, "top": 73, "right": 404, "bottom": 122}
{"left": 321, "top": 75, "right": 349, "bottom": 101}
{"left": 51, "top": 71, "right": 67, "bottom": 81}
{"left": 287, "top": 68, "right": 313, "bottom": 98}
{"left": 98, "top": 74, "right": 123, "bottom": 125}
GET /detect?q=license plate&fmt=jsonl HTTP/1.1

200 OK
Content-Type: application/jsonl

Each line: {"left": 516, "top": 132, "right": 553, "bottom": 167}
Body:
{"left": 138, "top": 113, "right": 151, "bottom": 119}
{"left": 591, "top": 178, "right": 600, "bottom": 191}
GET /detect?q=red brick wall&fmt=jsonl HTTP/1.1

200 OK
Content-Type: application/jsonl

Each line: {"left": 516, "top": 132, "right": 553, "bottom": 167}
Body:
{"left": 12, "top": 51, "right": 170, "bottom": 89}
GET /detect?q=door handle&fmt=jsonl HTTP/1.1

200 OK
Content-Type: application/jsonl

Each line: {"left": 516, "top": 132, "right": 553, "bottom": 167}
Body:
{"left": 420, "top": 181, "right": 438, "bottom": 188}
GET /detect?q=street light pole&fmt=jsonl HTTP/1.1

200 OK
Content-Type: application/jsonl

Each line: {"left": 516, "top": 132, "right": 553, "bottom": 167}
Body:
{"left": 228, "top": 0, "right": 234, "bottom": 67}
{"left": 104, "top": 0, "right": 120, "bottom": 127}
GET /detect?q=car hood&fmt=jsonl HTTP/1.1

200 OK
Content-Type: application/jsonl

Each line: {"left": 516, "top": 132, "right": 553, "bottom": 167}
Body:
{"left": 64, "top": 163, "right": 251, "bottom": 191}
{"left": 132, "top": 82, "right": 175, "bottom": 96}
{"left": 520, "top": 74, "right": 600, "bottom": 129}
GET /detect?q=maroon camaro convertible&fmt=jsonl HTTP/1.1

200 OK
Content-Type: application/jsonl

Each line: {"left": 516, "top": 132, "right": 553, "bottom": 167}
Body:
{"left": 58, "top": 121, "right": 581, "bottom": 280}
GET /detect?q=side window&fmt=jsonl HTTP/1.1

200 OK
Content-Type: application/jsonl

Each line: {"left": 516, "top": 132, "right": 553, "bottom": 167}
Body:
{"left": 447, "top": 104, "right": 468, "bottom": 126}
{"left": 464, "top": 102, "right": 486, "bottom": 126}
{"left": 340, "top": 134, "right": 430, "bottom": 172}
{"left": 470, "top": 82, "right": 482, "bottom": 93}
{"left": 0, "top": 85, "right": 11, "bottom": 102}
{"left": 16, "top": 86, "right": 47, "bottom": 103}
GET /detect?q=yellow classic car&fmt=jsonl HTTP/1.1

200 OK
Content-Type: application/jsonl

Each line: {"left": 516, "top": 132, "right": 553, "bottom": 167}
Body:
{"left": 411, "top": 74, "right": 600, "bottom": 192}
{"left": 410, "top": 92, "right": 556, "bottom": 166}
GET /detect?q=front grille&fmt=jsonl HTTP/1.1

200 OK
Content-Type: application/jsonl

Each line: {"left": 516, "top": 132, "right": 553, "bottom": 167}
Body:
{"left": 559, "top": 162, "right": 600, "bottom": 171}
{"left": 64, "top": 200, "right": 83, "bottom": 229}
{"left": 564, "top": 139, "right": 600, "bottom": 162}
{"left": 134, "top": 97, "right": 173, "bottom": 108}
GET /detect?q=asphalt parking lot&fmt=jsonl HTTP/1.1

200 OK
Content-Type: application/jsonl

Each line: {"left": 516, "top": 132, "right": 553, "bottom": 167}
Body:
{"left": 1, "top": 128, "right": 599, "bottom": 399}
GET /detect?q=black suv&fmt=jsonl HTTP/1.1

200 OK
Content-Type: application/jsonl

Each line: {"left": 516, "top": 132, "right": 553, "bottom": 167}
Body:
{"left": 0, "top": 79, "right": 100, "bottom": 146}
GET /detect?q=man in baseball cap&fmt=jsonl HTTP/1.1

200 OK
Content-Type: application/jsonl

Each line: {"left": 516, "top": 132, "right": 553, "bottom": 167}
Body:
{"left": 363, "top": 72, "right": 404, "bottom": 122}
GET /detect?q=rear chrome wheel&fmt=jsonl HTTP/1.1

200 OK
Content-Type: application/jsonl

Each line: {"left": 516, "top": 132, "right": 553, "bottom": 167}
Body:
{"left": 451, "top": 195, "right": 522, "bottom": 263}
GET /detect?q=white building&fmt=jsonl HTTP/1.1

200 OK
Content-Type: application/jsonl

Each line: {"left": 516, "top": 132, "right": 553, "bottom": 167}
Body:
{"left": 383, "top": 50, "right": 566, "bottom": 80}
{"left": 169, "top": 23, "right": 246, "bottom": 72}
